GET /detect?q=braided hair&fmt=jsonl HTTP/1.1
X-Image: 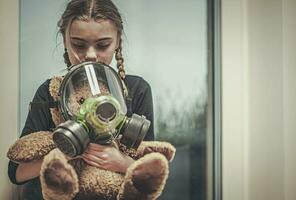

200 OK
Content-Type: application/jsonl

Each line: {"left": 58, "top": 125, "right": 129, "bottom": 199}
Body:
{"left": 115, "top": 39, "right": 126, "bottom": 79}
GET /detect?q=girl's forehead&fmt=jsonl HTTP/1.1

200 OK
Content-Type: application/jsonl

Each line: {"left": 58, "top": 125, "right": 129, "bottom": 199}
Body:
{"left": 69, "top": 18, "right": 118, "bottom": 40}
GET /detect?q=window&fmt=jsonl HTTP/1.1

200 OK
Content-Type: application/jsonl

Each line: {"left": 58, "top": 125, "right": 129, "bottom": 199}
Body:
{"left": 20, "top": 0, "right": 221, "bottom": 199}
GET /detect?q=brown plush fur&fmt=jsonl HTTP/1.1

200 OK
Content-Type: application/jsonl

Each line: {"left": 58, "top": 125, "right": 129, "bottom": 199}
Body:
{"left": 49, "top": 76, "right": 65, "bottom": 125}
{"left": 7, "top": 131, "right": 55, "bottom": 163}
{"left": 7, "top": 77, "right": 176, "bottom": 200}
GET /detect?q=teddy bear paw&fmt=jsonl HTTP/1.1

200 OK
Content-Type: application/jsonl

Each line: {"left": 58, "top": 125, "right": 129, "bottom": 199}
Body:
{"left": 43, "top": 159, "right": 77, "bottom": 193}
{"left": 131, "top": 152, "right": 169, "bottom": 194}
{"left": 40, "top": 149, "right": 79, "bottom": 199}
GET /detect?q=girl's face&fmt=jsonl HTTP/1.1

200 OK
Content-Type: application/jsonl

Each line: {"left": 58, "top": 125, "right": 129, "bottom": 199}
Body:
{"left": 64, "top": 18, "right": 119, "bottom": 65}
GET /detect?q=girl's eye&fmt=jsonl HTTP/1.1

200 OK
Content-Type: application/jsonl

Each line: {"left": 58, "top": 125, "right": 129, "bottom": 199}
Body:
{"left": 72, "top": 42, "right": 86, "bottom": 50}
{"left": 96, "top": 43, "right": 110, "bottom": 49}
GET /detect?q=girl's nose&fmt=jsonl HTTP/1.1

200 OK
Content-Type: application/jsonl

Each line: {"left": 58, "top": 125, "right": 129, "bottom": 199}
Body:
{"left": 84, "top": 47, "right": 97, "bottom": 62}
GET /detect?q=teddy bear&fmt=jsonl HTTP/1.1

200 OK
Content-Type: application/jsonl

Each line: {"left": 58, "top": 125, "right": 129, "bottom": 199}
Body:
{"left": 7, "top": 76, "right": 176, "bottom": 200}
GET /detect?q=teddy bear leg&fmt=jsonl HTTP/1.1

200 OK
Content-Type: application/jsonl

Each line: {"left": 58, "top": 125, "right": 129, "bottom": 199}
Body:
{"left": 117, "top": 152, "right": 169, "bottom": 200}
{"left": 40, "top": 149, "right": 79, "bottom": 200}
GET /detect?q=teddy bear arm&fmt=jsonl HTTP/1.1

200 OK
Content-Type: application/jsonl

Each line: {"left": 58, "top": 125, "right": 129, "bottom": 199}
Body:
{"left": 7, "top": 131, "right": 56, "bottom": 163}
{"left": 137, "top": 141, "right": 176, "bottom": 162}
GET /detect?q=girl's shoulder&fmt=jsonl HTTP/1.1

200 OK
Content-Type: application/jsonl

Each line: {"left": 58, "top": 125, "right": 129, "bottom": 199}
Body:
{"left": 33, "top": 79, "right": 52, "bottom": 99}
{"left": 39, "top": 79, "right": 51, "bottom": 90}
{"left": 34, "top": 77, "right": 61, "bottom": 101}
{"left": 124, "top": 74, "right": 151, "bottom": 91}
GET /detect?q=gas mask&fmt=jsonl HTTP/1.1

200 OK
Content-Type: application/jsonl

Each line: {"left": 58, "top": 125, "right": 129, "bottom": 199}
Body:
{"left": 51, "top": 62, "right": 150, "bottom": 157}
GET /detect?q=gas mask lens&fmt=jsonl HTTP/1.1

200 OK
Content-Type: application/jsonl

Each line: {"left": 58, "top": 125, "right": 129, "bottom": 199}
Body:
{"left": 97, "top": 102, "right": 116, "bottom": 121}
{"left": 52, "top": 62, "right": 150, "bottom": 157}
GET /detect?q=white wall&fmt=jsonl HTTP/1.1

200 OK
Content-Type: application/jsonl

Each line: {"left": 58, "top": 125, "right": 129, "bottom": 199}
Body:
{"left": 0, "top": 0, "right": 19, "bottom": 199}
{"left": 221, "top": 0, "right": 246, "bottom": 198}
{"left": 222, "top": 0, "right": 296, "bottom": 199}
{"left": 283, "top": 1, "right": 296, "bottom": 199}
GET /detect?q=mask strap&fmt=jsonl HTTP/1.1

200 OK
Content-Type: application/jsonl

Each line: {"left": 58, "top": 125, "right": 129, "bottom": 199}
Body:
{"left": 29, "top": 101, "right": 59, "bottom": 111}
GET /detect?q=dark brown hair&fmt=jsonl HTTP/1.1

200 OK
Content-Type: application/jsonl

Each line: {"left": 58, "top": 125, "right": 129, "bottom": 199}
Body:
{"left": 58, "top": 0, "right": 126, "bottom": 79}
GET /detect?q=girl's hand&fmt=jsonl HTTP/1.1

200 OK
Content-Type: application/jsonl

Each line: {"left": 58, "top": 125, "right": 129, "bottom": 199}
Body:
{"left": 81, "top": 143, "right": 134, "bottom": 173}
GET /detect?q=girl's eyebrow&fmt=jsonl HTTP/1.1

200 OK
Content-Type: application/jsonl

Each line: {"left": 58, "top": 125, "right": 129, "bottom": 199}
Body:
{"left": 70, "top": 37, "right": 113, "bottom": 42}
{"left": 70, "top": 37, "right": 85, "bottom": 41}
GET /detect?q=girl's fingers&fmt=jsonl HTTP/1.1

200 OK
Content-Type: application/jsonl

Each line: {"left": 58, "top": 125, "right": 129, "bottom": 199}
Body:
{"left": 82, "top": 157, "right": 104, "bottom": 169}
{"left": 87, "top": 143, "right": 106, "bottom": 151}
{"left": 88, "top": 142, "right": 117, "bottom": 151}
{"left": 84, "top": 149, "right": 108, "bottom": 159}
{"left": 82, "top": 152, "right": 104, "bottom": 164}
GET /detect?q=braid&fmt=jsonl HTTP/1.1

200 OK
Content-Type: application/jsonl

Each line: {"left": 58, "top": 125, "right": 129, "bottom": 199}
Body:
{"left": 63, "top": 48, "right": 72, "bottom": 68}
{"left": 115, "top": 39, "right": 128, "bottom": 97}
{"left": 115, "top": 39, "right": 126, "bottom": 80}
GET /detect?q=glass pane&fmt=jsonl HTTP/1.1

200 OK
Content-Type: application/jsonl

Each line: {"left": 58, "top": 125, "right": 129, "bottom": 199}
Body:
{"left": 20, "top": 1, "right": 213, "bottom": 200}
{"left": 20, "top": 0, "right": 66, "bottom": 128}
{"left": 113, "top": 1, "right": 210, "bottom": 199}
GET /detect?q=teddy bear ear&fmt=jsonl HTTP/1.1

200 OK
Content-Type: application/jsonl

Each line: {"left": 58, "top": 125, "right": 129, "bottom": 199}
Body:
{"left": 7, "top": 131, "right": 56, "bottom": 163}
{"left": 48, "top": 76, "right": 66, "bottom": 127}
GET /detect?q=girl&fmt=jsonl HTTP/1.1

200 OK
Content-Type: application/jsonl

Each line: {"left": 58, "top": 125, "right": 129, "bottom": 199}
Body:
{"left": 8, "top": 0, "right": 154, "bottom": 199}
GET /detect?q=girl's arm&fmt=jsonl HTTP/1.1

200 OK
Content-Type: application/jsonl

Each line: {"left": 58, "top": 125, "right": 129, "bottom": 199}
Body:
{"left": 15, "top": 159, "right": 43, "bottom": 183}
